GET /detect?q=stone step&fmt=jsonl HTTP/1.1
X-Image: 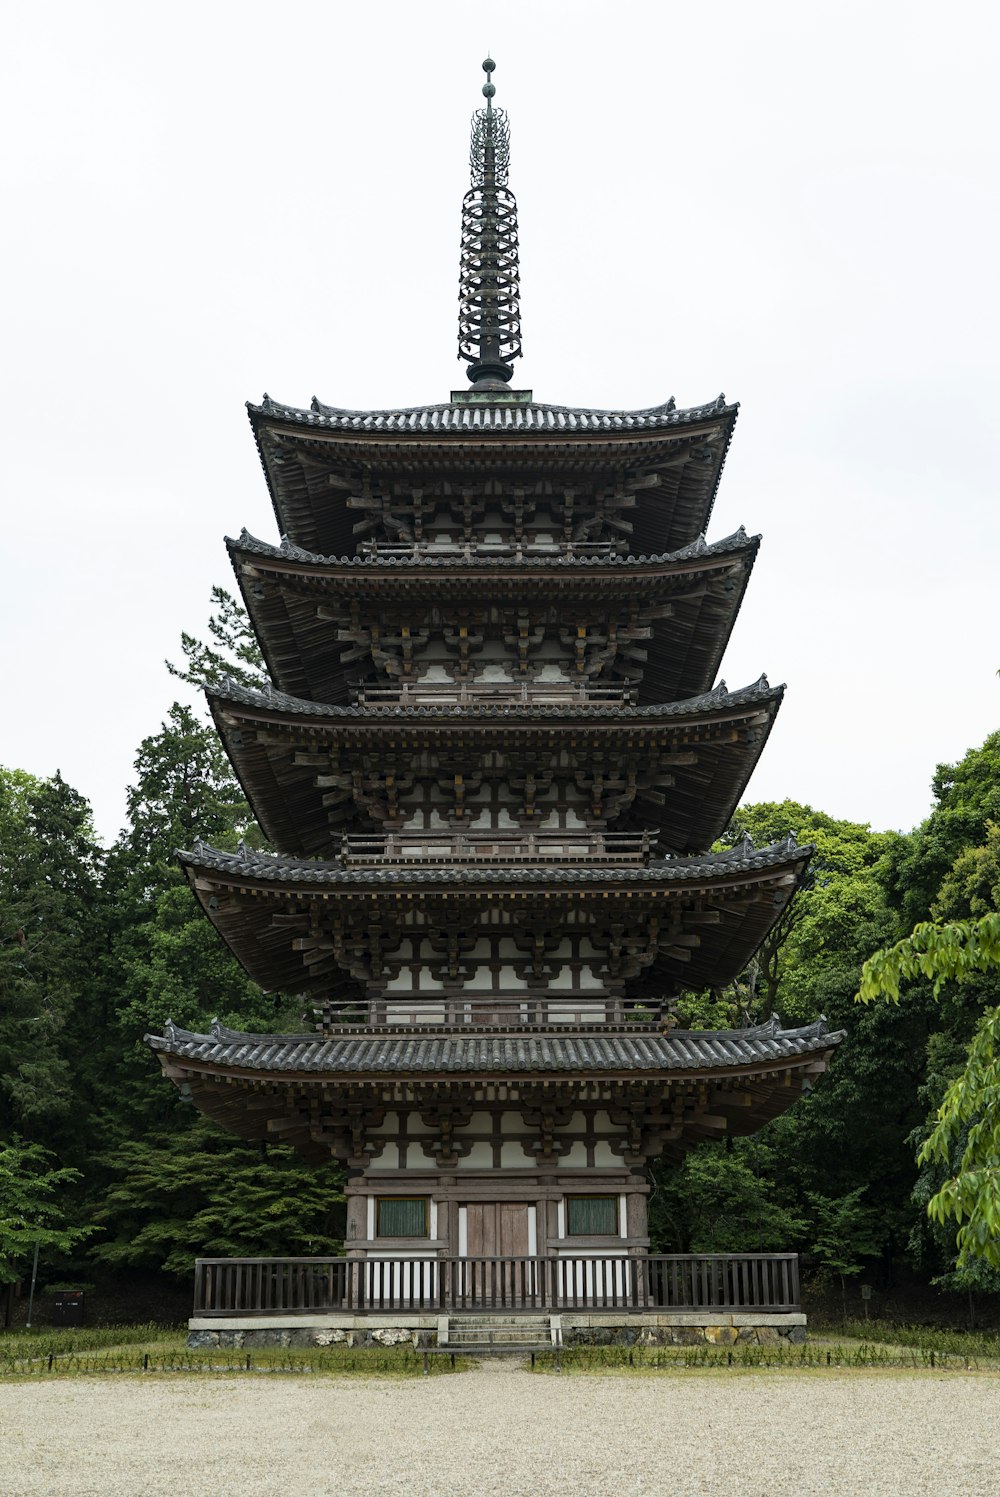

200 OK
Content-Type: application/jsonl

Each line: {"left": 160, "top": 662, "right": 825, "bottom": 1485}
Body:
{"left": 443, "top": 1314, "right": 557, "bottom": 1350}
{"left": 447, "top": 1330, "right": 547, "bottom": 1344}
{"left": 447, "top": 1315, "right": 551, "bottom": 1326}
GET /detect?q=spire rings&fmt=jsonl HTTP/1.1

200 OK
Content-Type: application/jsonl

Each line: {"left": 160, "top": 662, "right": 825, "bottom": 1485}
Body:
{"left": 470, "top": 105, "right": 511, "bottom": 187}
{"left": 458, "top": 184, "right": 522, "bottom": 370}
{"left": 458, "top": 58, "right": 523, "bottom": 385}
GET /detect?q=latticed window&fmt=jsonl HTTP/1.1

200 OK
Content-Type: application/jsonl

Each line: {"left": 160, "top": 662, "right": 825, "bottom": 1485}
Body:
{"left": 377, "top": 1197, "right": 429, "bottom": 1237}
{"left": 565, "top": 1195, "right": 618, "bottom": 1236}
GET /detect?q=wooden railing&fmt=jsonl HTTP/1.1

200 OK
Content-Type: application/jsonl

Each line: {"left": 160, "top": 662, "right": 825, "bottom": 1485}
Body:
{"left": 193, "top": 1254, "right": 800, "bottom": 1318}
{"left": 314, "top": 997, "right": 673, "bottom": 1030}
{"left": 355, "top": 681, "right": 634, "bottom": 708}
{"left": 340, "top": 830, "right": 657, "bottom": 866}
{"left": 359, "top": 540, "right": 624, "bottom": 561}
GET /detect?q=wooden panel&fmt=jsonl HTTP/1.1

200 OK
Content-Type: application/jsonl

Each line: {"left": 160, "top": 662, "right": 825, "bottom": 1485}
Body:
{"left": 466, "top": 1202, "right": 530, "bottom": 1258}
{"left": 499, "top": 1203, "right": 530, "bottom": 1257}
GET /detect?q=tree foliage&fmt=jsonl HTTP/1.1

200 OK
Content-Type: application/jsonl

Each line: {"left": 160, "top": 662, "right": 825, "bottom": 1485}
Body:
{"left": 91, "top": 1124, "right": 343, "bottom": 1275}
{"left": 859, "top": 794, "right": 1000, "bottom": 1270}
{"left": 0, "top": 1138, "right": 91, "bottom": 1284}
{"left": 166, "top": 585, "right": 267, "bottom": 694}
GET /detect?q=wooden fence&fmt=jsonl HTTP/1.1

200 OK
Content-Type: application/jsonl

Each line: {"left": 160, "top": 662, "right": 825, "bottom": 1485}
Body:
{"left": 193, "top": 1253, "right": 800, "bottom": 1317}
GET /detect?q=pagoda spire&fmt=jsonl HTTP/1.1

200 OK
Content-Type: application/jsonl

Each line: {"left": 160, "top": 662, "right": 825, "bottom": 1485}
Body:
{"left": 458, "top": 57, "right": 523, "bottom": 389}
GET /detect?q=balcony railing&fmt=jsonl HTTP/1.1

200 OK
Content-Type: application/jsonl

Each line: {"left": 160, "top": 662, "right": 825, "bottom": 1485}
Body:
{"left": 359, "top": 540, "right": 624, "bottom": 561}
{"left": 340, "top": 830, "right": 657, "bottom": 866}
{"left": 314, "top": 997, "right": 674, "bottom": 1031}
{"left": 355, "top": 680, "right": 635, "bottom": 708}
{"left": 193, "top": 1254, "right": 801, "bottom": 1318}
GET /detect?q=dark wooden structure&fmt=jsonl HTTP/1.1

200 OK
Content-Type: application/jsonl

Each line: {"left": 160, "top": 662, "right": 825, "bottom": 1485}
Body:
{"left": 194, "top": 1252, "right": 801, "bottom": 1316}
{"left": 148, "top": 61, "right": 842, "bottom": 1322}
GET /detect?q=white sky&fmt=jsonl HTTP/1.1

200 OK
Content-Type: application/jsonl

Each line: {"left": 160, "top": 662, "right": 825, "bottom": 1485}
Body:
{"left": 3, "top": 0, "right": 998, "bottom": 845}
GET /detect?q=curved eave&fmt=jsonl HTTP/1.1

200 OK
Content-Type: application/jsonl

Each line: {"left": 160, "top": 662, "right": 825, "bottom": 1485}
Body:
{"left": 208, "top": 679, "right": 784, "bottom": 859}
{"left": 178, "top": 840, "right": 810, "bottom": 999}
{"left": 228, "top": 531, "right": 759, "bottom": 708}
{"left": 147, "top": 1017, "right": 842, "bottom": 1162}
{"left": 148, "top": 1015, "right": 842, "bottom": 1080}
{"left": 248, "top": 397, "right": 738, "bottom": 557}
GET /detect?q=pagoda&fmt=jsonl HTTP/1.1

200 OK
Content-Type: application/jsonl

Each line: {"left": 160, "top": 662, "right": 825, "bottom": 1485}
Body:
{"left": 150, "top": 61, "right": 841, "bottom": 1326}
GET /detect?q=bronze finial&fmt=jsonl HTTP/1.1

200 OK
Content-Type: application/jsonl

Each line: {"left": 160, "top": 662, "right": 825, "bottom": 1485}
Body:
{"left": 458, "top": 58, "right": 523, "bottom": 389}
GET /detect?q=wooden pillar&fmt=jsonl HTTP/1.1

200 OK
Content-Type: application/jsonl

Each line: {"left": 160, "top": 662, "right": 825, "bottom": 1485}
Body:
{"left": 545, "top": 1196, "right": 560, "bottom": 1249}
{"left": 345, "top": 1193, "right": 368, "bottom": 1247}
{"left": 626, "top": 1187, "right": 649, "bottom": 1248}
{"left": 434, "top": 1197, "right": 451, "bottom": 1254}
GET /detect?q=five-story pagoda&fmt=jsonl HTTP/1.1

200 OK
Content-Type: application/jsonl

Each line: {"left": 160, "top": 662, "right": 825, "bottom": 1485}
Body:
{"left": 150, "top": 62, "right": 841, "bottom": 1307}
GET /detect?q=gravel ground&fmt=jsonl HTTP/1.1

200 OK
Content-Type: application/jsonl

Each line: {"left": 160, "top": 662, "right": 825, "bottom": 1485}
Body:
{"left": 2, "top": 1360, "right": 997, "bottom": 1497}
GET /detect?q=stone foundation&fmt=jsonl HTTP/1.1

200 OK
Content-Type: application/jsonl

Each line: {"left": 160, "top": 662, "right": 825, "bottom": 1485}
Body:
{"left": 562, "top": 1322, "right": 806, "bottom": 1347}
{"left": 187, "top": 1311, "right": 807, "bottom": 1351}
{"left": 188, "top": 1326, "right": 423, "bottom": 1349}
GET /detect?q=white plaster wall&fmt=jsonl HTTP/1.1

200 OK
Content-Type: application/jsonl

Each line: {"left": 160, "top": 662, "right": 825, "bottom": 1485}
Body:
{"left": 458, "top": 1142, "right": 495, "bottom": 1170}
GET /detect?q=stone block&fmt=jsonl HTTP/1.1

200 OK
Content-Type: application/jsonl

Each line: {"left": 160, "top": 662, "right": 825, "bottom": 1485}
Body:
{"left": 216, "top": 1331, "right": 245, "bottom": 1349}
{"left": 287, "top": 1329, "right": 319, "bottom": 1348}
{"left": 246, "top": 1329, "right": 293, "bottom": 1348}
{"left": 668, "top": 1327, "right": 704, "bottom": 1346}
{"left": 703, "top": 1325, "right": 737, "bottom": 1346}
{"left": 370, "top": 1328, "right": 415, "bottom": 1347}
{"left": 754, "top": 1327, "right": 782, "bottom": 1346}
{"left": 786, "top": 1325, "right": 807, "bottom": 1345}
{"left": 314, "top": 1328, "right": 350, "bottom": 1346}
{"left": 186, "top": 1331, "right": 219, "bottom": 1349}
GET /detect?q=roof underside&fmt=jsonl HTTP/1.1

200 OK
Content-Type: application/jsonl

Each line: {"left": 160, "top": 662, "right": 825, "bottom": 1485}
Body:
{"left": 147, "top": 1014, "right": 843, "bottom": 1165}
{"left": 208, "top": 677, "right": 784, "bottom": 858}
{"left": 179, "top": 838, "right": 810, "bottom": 1000}
{"left": 248, "top": 396, "right": 738, "bottom": 557}
{"left": 228, "top": 530, "right": 758, "bottom": 708}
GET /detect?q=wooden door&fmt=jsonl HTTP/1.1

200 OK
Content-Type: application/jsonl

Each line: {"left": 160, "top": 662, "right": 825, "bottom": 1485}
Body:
{"left": 463, "top": 1203, "right": 533, "bottom": 1307}
{"left": 466, "top": 1202, "right": 530, "bottom": 1257}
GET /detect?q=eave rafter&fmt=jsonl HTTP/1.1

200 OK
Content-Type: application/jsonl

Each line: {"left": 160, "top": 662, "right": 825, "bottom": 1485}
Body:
{"left": 150, "top": 1018, "right": 841, "bottom": 1168}
{"left": 247, "top": 399, "right": 738, "bottom": 558}
{"left": 208, "top": 678, "right": 784, "bottom": 858}
{"left": 228, "top": 530, "right": 758, "bottom": 708}
{"left": 178, "top": 838, "right": 809, "bottom": 1001}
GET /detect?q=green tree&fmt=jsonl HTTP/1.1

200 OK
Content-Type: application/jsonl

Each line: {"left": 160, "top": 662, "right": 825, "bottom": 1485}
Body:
{"left": 807, "top": 1187, "right": 882, "bottom": 1320}
{"left": 722, "top": 801, "right": 892, "bottom": 1025}
{"left": 91, "top": 1123, "right": 343, "bottom": 1275}
{"left": 688, "top": 802, "right": 928, "bottom": 1276}
{"left": 649, "top": 1138, "right": 806, "bottom": 1254}
{"left": 859, "top": 783, "right": 1000, "bottom": 1269}
{"left": 67, "top": 696, "right": 305, "bottom": 1271}
{"left": 166, "top": 585, "right": 266, "bottom": 694}
{"left": 0, "top": 768, "right": 107, "bottom": 1147}
{"left": 0, "top": 1138, "right": 91, "bottom": 1288}
{"left": 881, "top": 733, "right": 1000, "bottom": 929}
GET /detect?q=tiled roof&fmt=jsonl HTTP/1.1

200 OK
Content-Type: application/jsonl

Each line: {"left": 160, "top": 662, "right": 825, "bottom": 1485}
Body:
{"left": 147, "top": 1014, "right": 842, "bottom": 1075}
{"left": 250, "top": 392, "right": 737, "bottom": 437}
{"left": 180, "top": 834, "right": 806, "bottom": 888}
{"left": 229, "top": 526, "right": 755, "bottom": 571}
{"left": 209, "top": 675, "right": 780, "bottom": 723}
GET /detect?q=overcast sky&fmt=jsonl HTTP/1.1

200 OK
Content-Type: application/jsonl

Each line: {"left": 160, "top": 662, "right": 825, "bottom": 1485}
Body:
{"left": 3, "top": 0, "right": 998, "bottom": 845}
